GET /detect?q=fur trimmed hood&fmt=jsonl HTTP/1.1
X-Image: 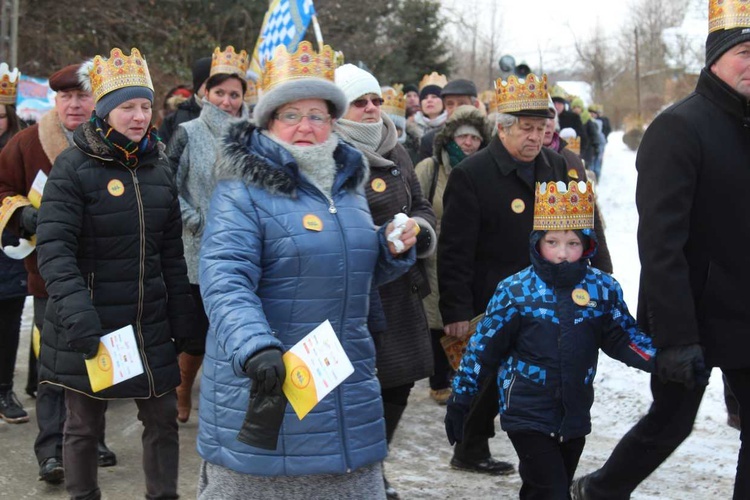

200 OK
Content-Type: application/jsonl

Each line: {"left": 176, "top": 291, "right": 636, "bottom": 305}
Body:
{"left": 433, "top": 105, "right": 492, "bottom": 157}
{"left": 215, "top": 119, "right": 369, "bottom": 198}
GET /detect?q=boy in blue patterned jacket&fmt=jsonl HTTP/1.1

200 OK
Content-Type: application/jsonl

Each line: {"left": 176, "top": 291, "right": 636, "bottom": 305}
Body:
{"left": 445, "top": 181, "right": 655, "bottom": 498}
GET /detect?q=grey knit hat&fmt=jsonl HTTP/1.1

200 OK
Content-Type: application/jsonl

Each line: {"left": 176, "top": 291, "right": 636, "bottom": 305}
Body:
{"left": 253, "top": 77, "right": 348, "bottom": 129}
{"left": 95, "top": 86, "right": 154, "bottom": 119}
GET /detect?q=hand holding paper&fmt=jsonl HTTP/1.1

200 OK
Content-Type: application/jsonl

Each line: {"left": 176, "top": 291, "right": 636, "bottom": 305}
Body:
{"left": 84, "top": 325, "right": 144, "bottom": 393}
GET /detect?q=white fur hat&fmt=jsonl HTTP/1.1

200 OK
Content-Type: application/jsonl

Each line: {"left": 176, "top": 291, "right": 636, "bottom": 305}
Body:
{"left": 334, "top": 64, "right": 381, "bottom": 104}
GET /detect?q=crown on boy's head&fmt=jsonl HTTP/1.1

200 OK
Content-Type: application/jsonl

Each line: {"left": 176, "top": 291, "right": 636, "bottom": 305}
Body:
{"left": 533, "top": 181, "right": 595, "bottom": 231}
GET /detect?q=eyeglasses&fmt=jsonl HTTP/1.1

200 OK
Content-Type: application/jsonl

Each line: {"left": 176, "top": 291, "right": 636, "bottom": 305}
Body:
{"left": 274, "top": 111, "right": 332, "bottom": 127}
{"left": 0, "top": 114, "right": 7, "bottom": 119}
{"left": 351, "top": 97, "right": 384, "bottom": 108}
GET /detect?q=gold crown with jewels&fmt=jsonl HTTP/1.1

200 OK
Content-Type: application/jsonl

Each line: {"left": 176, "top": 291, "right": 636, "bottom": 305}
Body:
{"left": 211, "top": 46, "right": 249, "bottom": 79}
{"left": 381, "top": 87, "right": 405, "bottom": 117}
{"left": 495, "top": 73, "right": 549, "bottom": 115}
{"left": 533, "top": 180, "right": 595, "bottom": 231}
{"left": 709, "top": 0, "right": 750, "bottom": 32}
{"left": 87, "top": 48, "right": 153, "bottom": 102}
{"left": 0, "top": 63, "right": 20, "bottom": 105}
{"left": 418, "top": 72, "right": 447, "bottom": 92}
{"left": 260, "top": 41, "right": 337, "bottom": 92}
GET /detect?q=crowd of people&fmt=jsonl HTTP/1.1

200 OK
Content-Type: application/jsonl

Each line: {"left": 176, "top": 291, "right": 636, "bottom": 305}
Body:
{"left": 0, "top": 3, "right": 748, "bottom": 499}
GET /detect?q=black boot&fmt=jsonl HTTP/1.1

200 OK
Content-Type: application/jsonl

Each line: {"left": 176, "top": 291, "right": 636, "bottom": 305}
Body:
{"left": 98, "top": 438, "right": 117, "bottom": 467}
{"left": 0, "top": 384, "right": 29, "bottom": 423}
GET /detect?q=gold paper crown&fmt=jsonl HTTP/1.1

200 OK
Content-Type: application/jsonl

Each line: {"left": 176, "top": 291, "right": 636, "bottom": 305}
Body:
{"left": 0, "top": 63, "right": 20, "bottom": 105}
{"left": 211, "top": 46, "right": 249, "bottom": 78}
{"left": 418, "top": 72, "right": 447, "bottom": 92}
{"left": 244, "top": 78, "right": 258, "bottom": 105}
{"left": 381, "top": 87, "right": 406, "bottom": 117}
{"left": 533, "top": 181, "right": 595, "bottom": 231}
{"left": 709, "top": 0, "right": 750, "bottom": 32}
{"left": 88, "top": 48, "right": 153, "bottom": 102}
{"left": 391, "top": 83, "right": 404, "bottom": 94}
{"left": 260, "top": 41, "right": 337, "bottom": 92}
{"left": 566, "top": 137, "right": 581, "bottom": 155}
{"left": 495, "top": 73, "right": 549, "bottom": 115}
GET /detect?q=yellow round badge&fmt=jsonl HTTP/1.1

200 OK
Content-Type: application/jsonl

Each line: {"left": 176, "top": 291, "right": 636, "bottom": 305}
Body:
{"left": 511, "top": 198, "right": 525, "bottom": 214}
{"left": 303, "top": 214, "right": 323, "bottom": 232}
{"left": 290, "top": 365, "right": 311, "bottom": 389}
{"left": 568, "top": 169, "right": 579, "bottom": 179}
{"left": 371, "top": 178, "right": 387, "bottom": 193}
{"left": 572, "top": 288, "right": 590, "bottom": 306}
{"left": 97, "top": 351, "right": 112, "bottom": 372}
{"left": 107, "top": 179, "right": 125, "bottom": 197}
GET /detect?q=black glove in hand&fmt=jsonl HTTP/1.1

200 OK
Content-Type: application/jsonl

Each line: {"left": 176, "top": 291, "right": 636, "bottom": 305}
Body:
{"left": 69, "top": 336, "right": 101, "bottom": 360}
{"left": 20, "top": 206, "right": 38, "bottom": 236}
{"left": 656, "top": 343, "right": 709, "bottom": 390}
{"left": 445, "top": 397, "right": 470, "bottom": 445}
{"left": 238, "top": 348, "right": 287, "bottom": 450}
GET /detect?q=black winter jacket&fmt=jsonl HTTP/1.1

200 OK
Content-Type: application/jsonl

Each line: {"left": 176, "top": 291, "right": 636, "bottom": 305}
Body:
{"left": 635, "top": 69, "right": 750, "bottom": 369}
{"left": 36, "top": 122, "right": 194, "bottom": 398}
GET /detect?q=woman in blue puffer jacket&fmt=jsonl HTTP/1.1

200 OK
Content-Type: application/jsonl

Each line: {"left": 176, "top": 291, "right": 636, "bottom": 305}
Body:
{"left": 196, "top": 43, "right": 419, "bottom": 500}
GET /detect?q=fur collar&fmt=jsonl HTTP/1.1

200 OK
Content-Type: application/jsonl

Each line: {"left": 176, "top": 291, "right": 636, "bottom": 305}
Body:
{"left": 216, "top": 119, "right": 369, "bottom": 198}
{"left": 38, "top": 110, "right": 74, "bottom": 163}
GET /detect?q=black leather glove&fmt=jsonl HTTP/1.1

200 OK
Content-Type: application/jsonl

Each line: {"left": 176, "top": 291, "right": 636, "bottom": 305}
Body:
{"left": 237, "top": 348, "right": 287, "bottom": 450}
{"left": 69, "top": 335, "right": 101, "bottom": 360}
{"left": 656, "top": 344, "right": 710, "bottom": 390}
{"left": 445, "top": 396, "right": 470, "bottom": 445}
{"left": 20, "top": 206, "right": 38, "bottom": 236}
{"left": 175, "top": 336, "right": 205, "bottom": 356}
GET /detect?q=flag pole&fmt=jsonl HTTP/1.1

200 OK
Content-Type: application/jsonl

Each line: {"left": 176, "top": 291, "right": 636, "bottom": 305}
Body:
{"left": 311, "top": 14, "right": 324, "bottom": 52}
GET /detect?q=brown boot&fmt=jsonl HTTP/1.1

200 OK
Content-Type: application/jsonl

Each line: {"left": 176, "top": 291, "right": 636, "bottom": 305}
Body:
{"left": 176, "top": 353, "right": 203, "bottom": 423}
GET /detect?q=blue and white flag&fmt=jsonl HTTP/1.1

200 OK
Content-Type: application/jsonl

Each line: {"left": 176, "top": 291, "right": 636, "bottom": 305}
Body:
{"left": 251, "top": 0, "right": 316, "bottom": 75}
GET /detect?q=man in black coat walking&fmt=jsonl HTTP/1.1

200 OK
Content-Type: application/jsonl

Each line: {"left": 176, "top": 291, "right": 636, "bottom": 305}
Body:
{"left": 439, "top": 73, "right": 612, "bottom": 477}
{"left": 572, "top": 7, "right": 750, "bottom": 499}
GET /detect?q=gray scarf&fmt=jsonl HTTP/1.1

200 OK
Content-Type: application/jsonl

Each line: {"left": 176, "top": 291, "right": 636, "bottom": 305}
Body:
{"left": 264, "top": 131, "right": 339, "bottom": 197}
{"left": 335, "top": 114, "right": 399, "bottom": 168}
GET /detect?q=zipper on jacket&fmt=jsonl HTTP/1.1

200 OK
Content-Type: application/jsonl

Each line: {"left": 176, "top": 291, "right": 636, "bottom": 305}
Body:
{"left": 506, "top": 373, "right": 517, "bottom": 409}
{"left": 129, "top": 169, "right": 155, "bottom": 393}
{"left": 87, "top": 272, "right": 95, "bottom": 301}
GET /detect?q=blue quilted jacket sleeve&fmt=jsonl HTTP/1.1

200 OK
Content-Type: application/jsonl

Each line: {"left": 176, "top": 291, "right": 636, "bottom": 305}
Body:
{"left": 198, "top": 180, "right": 284, "bottom": 378}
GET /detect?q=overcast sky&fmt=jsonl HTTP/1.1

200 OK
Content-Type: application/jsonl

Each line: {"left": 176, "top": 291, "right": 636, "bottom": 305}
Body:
{"left": 440, "top": 0, "right": 705, "bottom": 72}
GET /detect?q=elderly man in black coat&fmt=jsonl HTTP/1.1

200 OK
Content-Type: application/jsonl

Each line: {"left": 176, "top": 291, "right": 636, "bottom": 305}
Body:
{"left": 572, "top": 7, "right": 750, "bottom": 500}
{"left": 438, "top": 73, "right": 612, "bottom": 476}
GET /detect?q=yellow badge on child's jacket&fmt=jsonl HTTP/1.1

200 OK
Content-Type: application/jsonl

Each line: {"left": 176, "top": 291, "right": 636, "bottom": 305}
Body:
{"left": 511, "top": 198, "right": 525, "bottom": 213}
{"left": 371, "top": 178, "right": 386, "bottom": 193}
{"left": 572, "top": 288, "right": 590, "bottom": 306}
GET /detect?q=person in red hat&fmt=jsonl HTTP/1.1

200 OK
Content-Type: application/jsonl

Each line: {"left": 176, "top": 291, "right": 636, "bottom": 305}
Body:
{"left": 0, "top": 62, "right": 117, "bottom": 485}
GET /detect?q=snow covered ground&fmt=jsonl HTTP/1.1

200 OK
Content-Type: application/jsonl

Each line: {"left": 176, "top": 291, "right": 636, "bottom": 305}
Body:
{"left": 386, "top": 131, "right": 739, "bottom": 499}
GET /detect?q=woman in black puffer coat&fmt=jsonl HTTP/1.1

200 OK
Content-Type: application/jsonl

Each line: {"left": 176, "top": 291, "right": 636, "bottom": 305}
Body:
{"left": 35, "top": 48, "right": 194, "bottom": 500}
